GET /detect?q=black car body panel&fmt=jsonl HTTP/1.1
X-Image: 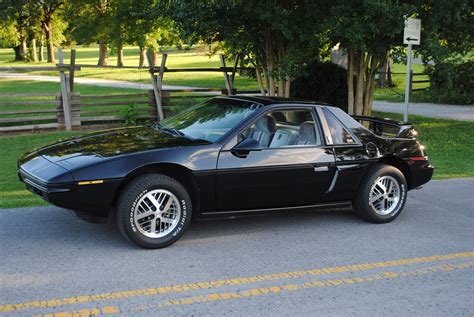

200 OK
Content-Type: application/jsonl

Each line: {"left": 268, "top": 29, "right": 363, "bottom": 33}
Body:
{"left": 18, "top": 96, "right": 433, "bottom": 219}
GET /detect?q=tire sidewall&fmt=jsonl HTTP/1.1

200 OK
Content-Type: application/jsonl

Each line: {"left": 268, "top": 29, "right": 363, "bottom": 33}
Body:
{"left": 119, "top": 175, "right": 192, "bottom": 248}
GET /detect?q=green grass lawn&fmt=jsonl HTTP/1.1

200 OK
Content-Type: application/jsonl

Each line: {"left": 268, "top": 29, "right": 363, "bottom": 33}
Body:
{"left": 1, "top": 111, "right": 472, "bottom": 209}
{"left": 373, "top": 62, "right": 429, "bottom": 102}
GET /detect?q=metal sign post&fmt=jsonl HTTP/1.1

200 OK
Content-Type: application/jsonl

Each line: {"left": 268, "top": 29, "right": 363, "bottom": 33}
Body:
{"left": 403, "top": 18, "right": 421, "bottom": 122}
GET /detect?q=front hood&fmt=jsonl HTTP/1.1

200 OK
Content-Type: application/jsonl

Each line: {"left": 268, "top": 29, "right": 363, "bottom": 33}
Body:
{"left": 19, "top": 126, "right": 210, "bottom": 166}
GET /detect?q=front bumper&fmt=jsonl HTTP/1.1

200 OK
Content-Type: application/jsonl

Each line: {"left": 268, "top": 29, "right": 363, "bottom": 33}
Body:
{"left": 19, "top": 166, "right": 121, "bottom": 218}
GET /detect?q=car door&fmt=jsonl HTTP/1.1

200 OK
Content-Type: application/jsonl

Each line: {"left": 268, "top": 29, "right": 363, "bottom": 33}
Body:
{"left": 215, "top": 107, "right": 336, "bottom": 212}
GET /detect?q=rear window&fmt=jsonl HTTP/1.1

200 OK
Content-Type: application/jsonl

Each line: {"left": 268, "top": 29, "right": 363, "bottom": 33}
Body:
{"left": 323, "top": 108, "right": 357, "bottom": 145}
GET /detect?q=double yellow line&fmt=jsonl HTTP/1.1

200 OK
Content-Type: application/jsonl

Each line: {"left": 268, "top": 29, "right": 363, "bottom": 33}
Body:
{"left": 2, "top": 251, "right": 474, "bottom": 314}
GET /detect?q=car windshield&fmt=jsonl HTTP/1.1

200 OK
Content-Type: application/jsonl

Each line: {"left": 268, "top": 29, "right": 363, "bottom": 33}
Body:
{"left": 157, "top": 98, "right": 259, "bottom": 142}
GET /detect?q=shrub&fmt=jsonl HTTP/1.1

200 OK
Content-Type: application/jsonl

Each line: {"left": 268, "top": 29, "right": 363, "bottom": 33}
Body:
{"left": 424, "top": 61, "right": 474, "bottom": 104}
{"left": 290, "top": 61, "right": 348, "bottom": 112}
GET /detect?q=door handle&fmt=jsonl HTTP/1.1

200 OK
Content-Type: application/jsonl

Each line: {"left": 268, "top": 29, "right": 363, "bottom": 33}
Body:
{"left": 313, "top": 164, "right": 330, "bottom": 172}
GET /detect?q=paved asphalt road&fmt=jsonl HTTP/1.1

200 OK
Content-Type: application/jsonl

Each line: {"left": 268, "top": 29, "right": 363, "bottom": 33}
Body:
{"left": 1, "top": 178, "right": 473, "bottom": 316}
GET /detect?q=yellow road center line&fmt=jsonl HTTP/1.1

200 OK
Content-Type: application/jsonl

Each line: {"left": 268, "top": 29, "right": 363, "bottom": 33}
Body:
{"left": 1, "top": 251, "right": 473, "bottom": 313}
{"left": 152, "top": 261, "right": 474, "bottom": 310}
{"left": 33, "top": 305, "right": 119, "bottom": 317}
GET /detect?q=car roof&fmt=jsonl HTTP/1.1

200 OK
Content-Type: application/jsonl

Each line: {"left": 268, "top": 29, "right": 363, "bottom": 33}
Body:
{"left": 213, "top": 95, "right": 331, "bottom": 107}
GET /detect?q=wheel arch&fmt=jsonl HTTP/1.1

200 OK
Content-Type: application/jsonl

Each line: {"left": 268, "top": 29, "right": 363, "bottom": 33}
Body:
{"left": 379, "top": 155, "right": 412, "bottom": 189}
{"left": 112, "top": 163, "right": 201, "bottom": 215}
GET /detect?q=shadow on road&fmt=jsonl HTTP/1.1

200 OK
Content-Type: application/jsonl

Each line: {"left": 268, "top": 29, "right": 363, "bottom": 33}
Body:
{"left": 1, "top": 206, "right": 362, "bottom": 250}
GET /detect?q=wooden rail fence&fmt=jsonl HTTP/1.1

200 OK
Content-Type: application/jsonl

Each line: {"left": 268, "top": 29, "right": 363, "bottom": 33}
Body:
{"left": 0, "top": 48, "right": 261, "bottom": 133}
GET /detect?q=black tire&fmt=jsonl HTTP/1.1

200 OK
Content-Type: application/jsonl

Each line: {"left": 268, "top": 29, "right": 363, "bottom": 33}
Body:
{"left": 353, "top": 164, "right": 407, "bottom": 223}
{"left": 116, "top": 174, "right": 192, "bottom": 249}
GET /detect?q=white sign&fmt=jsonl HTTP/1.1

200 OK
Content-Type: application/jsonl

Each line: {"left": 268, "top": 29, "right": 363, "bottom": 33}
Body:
{"left": 403, "top": 18, "right": 421, "bottom": 45}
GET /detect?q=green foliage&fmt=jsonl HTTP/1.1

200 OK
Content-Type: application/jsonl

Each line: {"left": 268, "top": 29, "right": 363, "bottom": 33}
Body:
{"left": 424, "top": 61, "right": 474, "bottom": 104}
{"left": 0, "top": 18, "right": 19, "bottom": 47}
{"left": 413, "top": 0, "right": 473, "bottom": 64}
{"left": 327, "top": 0, "right": 411, "bottom": 58}
{"left": 63, "top": 0, "right": 112, "bottom": 45}
{"left": 290, "top": 61, "right": 348, "bottom": 111}
{"left": 120, "top": 103, "right": 140, "bottom": 125}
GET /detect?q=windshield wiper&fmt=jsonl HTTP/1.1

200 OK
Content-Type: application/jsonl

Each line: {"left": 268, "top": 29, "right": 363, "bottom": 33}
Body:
{"left": 153, "top": 123, "right": 185, "bottom": 137}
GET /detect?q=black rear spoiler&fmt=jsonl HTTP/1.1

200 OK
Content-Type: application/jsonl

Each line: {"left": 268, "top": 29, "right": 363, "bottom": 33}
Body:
{"left": 352, "top": 115, "right": 416, "bottom": 139}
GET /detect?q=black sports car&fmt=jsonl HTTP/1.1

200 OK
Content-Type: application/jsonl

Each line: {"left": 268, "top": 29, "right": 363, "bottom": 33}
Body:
{"left": 18, "top": 96, "right": 433, "bottom": 249}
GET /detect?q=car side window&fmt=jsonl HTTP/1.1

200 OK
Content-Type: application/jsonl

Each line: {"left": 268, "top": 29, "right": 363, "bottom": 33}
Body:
{"left": 323, "top": 108, "right": 356, "bottom": 144}
{"left": 240, "top": 109, "right": 322, "bottom": 148}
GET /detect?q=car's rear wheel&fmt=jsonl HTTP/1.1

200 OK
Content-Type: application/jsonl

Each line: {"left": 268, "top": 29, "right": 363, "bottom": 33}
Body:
{"left": 116, "top": 174, "right": 192, "bottom": 249}
{"left": 353, "top": 164, "right": 407, "bottom": 223}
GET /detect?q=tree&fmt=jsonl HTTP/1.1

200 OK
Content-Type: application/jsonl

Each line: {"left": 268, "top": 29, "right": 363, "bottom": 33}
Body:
{"left": 327, "top": 0, "right": 412, "bottom": 115}
{"left": 0, "top": 0, "right": 32, "bottom": 61}
{"left": 39, "top": 0, "right": 65, "bottom": 63}
{"left": 168, "top": 0, "right": 330, "bottom": 97}
{"left": 65, "top": 0, "right": 112, "bottom": 65}
{"left": 118, "top": 0, "right": 180, "bottom": 67}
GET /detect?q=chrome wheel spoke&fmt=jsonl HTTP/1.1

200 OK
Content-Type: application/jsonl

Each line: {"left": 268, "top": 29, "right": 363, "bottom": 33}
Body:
{"left": 159, "top": 216, "right": 174, "bottom": 224}
{"left": 136, "top": 210, "right": 155, "bottom": 221}
{"left": 147, "top": 194, "right": 161, "bottom": 210}
{"left": 160, "top": 197, "right": 173, "bottom": 214}
{"left": 149, "top": 218, "right": 157, "bottom": 233}
{"left": 370, "top": 193, "right": 383, "bottom": 203}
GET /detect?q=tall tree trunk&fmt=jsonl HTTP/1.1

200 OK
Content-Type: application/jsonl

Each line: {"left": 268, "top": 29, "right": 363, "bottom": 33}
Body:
{"left": 386, "top": 53, "right": 393, "bottom": 87}
{"left": 14, "top": 36, "right": 28, "bottom": 61}
{"left": 139, "top": 46, "right": 146, "bottom": 67}
{"left": 354, "top": 50, "right": 366, "bottom": 115}
{"left": 284, "top": 76, "right": 291, "bottom": 97}
{"left": 363, "top": 56, "right": 380, "bottom": 115}
{"left": 147, "top": 49, "right": 158, "bottom": 67}
{"left": 278, "top": 79, "right": 285, "bottom": 98}
{"left": 39, "top": 33, "right": 45, "bottom": 62}
{"left": 347, "top": 49, "right": 355, "bottom": 115}
{"left": 30, "top": 38, "right": 38, "bottom": 62}
{"left": 98, "top": 41, "right": 108, "bottom": 66}
{"left": 117, "top": 44, "right": 124, "bottom": 67}
{"left": 43, "top": 20, "right": 55, "bottom": 63}
{"left": 13, "top": 46, "right": 23, "bottom": 61}
{"left": 254, "top": 62, "right": 266, "bottom": 95}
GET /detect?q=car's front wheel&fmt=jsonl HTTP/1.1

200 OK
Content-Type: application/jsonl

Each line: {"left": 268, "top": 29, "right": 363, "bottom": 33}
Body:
{"left": 353, "top": 164, "right": 407, "bottom": 223}
{"left": 116, "top": 174, "right": 192, "bottom": 249}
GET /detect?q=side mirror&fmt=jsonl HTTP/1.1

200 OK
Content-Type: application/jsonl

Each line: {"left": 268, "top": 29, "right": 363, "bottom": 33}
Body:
{"left": 231, "top": 138, "right": 262, "bottom": 157}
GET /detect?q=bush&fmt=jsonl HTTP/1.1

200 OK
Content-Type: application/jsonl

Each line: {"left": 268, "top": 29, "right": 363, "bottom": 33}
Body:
{"left": 425, "top": 61, "right": 474, "bottom": 104}
{"left": 290, "top": 61, "right": 348, "bottom": 112}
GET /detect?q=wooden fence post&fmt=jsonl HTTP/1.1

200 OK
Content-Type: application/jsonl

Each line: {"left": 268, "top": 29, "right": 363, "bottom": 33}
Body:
{"left": 219, "top": 54, "right": 233, "bottom": 95}
{"left": 58, "top": 48, "right": 72, "bottom": 131}
{"left": 147, "top": 52, "right": 165, "bottom": 121}
{"left": 69, "top": 49, "right": 76, "bottom": 92}
{"left": 70, "top": 92, "right": 81, "bottom": 127}
{"left": 230, "top": 53, "right": 240, "bottom": 87}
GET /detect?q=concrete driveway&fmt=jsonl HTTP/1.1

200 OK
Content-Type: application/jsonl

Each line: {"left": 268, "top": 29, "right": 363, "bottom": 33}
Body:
{"left": 1, "top": 178, "right": 473, "bottom": 316}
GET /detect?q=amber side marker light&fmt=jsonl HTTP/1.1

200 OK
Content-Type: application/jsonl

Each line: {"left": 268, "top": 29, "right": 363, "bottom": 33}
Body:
{"left": 77, "top": 180, "right": 104, "bottom": 185}
{"left": 410, "top": 156, "right": 428, "bottom": 161}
